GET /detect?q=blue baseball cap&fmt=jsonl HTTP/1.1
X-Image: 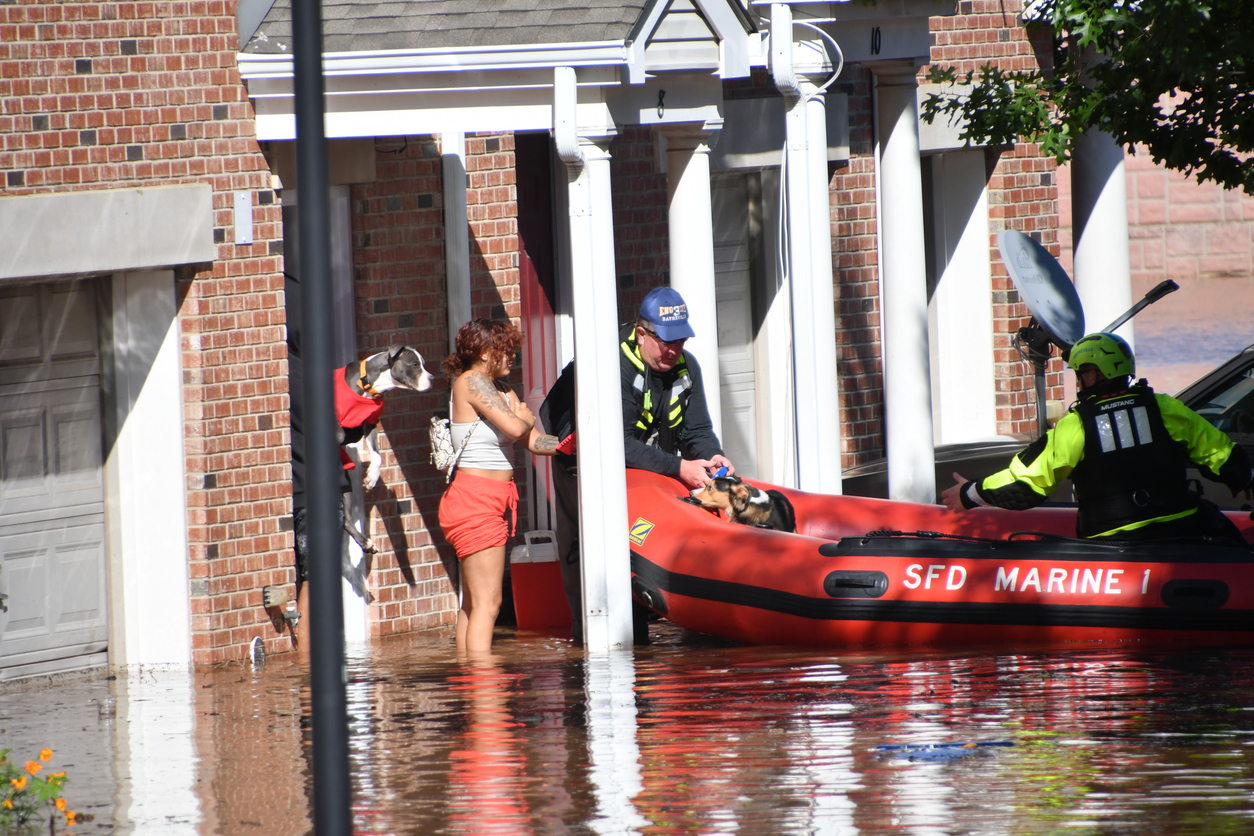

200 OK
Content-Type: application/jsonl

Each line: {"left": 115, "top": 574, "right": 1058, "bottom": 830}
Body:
{"left": 639, "top": 286, "right": 695, "bottom": 342}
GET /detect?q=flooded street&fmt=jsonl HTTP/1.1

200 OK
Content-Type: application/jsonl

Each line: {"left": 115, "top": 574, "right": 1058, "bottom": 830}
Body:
{"left": 8, "top": 624, "right": 1254, "bottom": 834}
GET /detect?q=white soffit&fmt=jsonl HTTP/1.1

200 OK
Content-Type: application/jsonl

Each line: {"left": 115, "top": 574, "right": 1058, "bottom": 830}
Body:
{"left": 247, "top": 66, "right": 621, "bottom": 140}
{"left": 0, "top": 185, "right": 215, "bottom": 281}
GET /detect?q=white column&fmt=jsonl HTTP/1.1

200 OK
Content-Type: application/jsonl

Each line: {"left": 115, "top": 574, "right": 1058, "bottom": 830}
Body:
{"left": 797, "top": 85, "right": 843, "bottom": 494}
{"left": 662, "top": 126, "right": 722, "bottom": 440}
{"left": 1071, "top": 129, "right": 1133, "bottom": 345}
{"left": 568, "top": 138, "right": 634, "bottom": 653}
{"left": 927, "top": 151, "right": 996, "bottom": 444}
{"left": 772, "top": 3, "right": 844, "bottom": 494}
{"left": 874, "top": 67, "right": 936, "bottom": 503}
{"left": 442, "top": 131, "right": 471, "bottom": 351}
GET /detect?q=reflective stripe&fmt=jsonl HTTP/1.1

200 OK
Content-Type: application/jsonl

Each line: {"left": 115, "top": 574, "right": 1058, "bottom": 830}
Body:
{"left": 1095, "top": 414, "right": 1117, "bottom": 453}
{"left": 1132, "top": 406, "right": 1152, "bottom": 444}
{"left": 1113, "top": 409, "right": 1135, "bottom": 449}
{"left": 621, "top": 340, "right": 645, "bottom": 372}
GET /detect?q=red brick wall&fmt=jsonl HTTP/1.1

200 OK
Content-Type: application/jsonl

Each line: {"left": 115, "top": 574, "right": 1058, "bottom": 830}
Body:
{"left": 346, "top": 134, "right": 456, "bottom": 636}
{"left": 611, "top": 125, "right": 670, "bottom": 318}
{"left": 0, "top": 0, "right": 290, "bottom": 664}
{"left": 1059, "top": 151, "right": 1254, "bottom": 285}
{"left": 346, "top": 131, "right": 531, "bottom": 636}
{"left": 830, "top": 66, "right": 884, "bottom": 469}
{"left": 930, "top": 0, "right": 1061, "bottom": 437}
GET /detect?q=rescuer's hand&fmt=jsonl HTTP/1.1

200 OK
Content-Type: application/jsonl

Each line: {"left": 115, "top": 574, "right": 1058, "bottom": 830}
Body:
{"left": 941, "top": 472, "right": 970, "bottom": 513}
{"left": 679, "top": 458, "right": 715, "bottom": 489}
{"left": 709, "top": 454, "right": 735, "bottom": 477}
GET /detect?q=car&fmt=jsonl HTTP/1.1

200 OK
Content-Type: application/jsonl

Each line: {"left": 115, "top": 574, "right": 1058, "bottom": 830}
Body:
{"left": 842, "top": 344, "right": 1254, "bottom": 511}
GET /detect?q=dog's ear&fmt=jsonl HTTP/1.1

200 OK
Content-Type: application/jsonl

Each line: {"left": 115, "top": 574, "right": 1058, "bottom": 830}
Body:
{"left": 387, "top": 344, "right": 405, "bottom": 363}
{"left": 730, "top": 482, "right": 751, "bottom": 502}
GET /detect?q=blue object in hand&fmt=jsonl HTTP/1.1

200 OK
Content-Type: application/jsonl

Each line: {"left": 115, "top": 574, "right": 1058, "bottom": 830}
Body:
{"left": 714, "top": 467, "right": 728, "bottom": 478}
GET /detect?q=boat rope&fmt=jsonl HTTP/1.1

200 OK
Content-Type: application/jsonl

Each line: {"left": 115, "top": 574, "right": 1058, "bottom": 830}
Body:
{"left": 862, "top": 529, "right": 1006, "bottom": 545}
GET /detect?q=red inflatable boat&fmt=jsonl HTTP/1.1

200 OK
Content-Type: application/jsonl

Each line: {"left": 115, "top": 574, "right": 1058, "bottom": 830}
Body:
{"left": 626, "top": 471, "right": 1254, "bottom": 648}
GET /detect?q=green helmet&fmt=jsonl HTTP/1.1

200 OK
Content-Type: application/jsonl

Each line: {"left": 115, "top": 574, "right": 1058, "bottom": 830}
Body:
{"left": 1067, "top": 332, "right": 1134, "bottom": 379}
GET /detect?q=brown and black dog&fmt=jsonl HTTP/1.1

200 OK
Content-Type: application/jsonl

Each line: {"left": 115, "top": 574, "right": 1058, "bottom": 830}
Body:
{"left": 688, "top": 474, "right": 797, "bottom": 533}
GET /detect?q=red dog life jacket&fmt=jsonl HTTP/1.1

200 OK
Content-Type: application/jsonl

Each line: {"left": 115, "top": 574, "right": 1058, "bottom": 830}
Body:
{"left": 333, "top": 368, "right": 384, "bottom": 470}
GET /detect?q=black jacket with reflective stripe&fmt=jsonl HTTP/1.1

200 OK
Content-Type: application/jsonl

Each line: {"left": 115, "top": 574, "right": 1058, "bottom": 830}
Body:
{"left": 618, "top": 326, "right": 723, "bottom": 477}
{"left": 538, "top": 326, "right": 724, "bottom": 478}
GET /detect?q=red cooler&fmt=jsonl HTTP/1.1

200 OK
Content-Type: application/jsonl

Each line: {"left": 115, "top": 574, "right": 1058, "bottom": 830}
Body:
{"left": 509, "top": 530, "right": 571, "bottom": 630}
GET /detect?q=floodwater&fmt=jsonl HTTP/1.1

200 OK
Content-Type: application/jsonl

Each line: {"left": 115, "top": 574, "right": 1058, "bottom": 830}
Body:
{"left": 8, "top": 624, "right": 1254, "bottom": 835}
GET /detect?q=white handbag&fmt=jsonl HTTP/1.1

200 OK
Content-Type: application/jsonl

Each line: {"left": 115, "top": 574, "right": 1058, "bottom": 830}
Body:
{"left": 429, "top": 411, "right": 481, "bottom": 483}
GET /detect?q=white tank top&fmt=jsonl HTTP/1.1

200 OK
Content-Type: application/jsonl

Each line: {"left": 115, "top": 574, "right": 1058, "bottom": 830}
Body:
{"left": 451, "top": 403, "right": 514, "bottom": 470}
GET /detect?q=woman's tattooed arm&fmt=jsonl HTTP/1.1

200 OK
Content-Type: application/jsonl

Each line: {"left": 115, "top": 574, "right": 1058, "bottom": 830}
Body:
{"left": 465, "top": 371, "right": 512, "bottom": 413}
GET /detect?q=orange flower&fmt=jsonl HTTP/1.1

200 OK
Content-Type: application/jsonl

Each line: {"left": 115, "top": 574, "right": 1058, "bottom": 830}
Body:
{"left": 11, "top": 776, "right": 26, "bottom": 790}
{"left": 65, "top": 811, "right": 76, "bottom": 825}
{"left": 55, "top": 798, "right": 66, "bottom": 811}
{"left": 3, "top": 799, "right": 11, "bottom": 810}
{"left": 51, "top": 771, "right": 65, "bottom": 779}
{"left": 38, "top": 748, "right": 52, "bottom": 762}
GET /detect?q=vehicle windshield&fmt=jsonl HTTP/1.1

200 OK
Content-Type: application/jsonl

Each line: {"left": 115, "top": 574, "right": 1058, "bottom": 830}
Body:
{"left": 1193, "top": 366, "right": 1254, "bottom": 436}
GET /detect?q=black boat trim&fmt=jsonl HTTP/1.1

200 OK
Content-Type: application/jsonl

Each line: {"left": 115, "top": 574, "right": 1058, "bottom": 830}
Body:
{"left": 818, "top": 536, "right": 1254, "bottom": 564}
{"left": 630, "top": 551, "right": 1254, "bottom": 632}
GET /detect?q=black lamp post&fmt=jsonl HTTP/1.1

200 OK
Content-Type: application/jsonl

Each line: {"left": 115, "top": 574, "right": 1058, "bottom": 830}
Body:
{"left": 291, "top": 0, "right": 352, "bottom": 832}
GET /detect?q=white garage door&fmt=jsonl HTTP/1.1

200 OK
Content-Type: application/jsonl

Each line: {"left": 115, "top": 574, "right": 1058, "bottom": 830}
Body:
{"left": 0, "top": 281, "right": 108, "bottom": 679}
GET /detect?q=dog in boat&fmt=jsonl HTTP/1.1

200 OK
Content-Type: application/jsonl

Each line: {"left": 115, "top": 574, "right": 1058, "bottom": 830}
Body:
{"left": 336, "top": 345, "right": 434, "bottom": 490}
{"left": 688, "top": 474, "right": 797, "bottom": 533}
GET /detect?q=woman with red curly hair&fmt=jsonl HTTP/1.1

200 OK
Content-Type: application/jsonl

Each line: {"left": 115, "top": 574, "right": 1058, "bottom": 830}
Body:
{"left": 440, "top": 318, "right": 559, "bottom": 652}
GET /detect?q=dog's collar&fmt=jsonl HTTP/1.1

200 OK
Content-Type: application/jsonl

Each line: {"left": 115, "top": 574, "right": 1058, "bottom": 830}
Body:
{"left": 358, "top": 359, "right": 383, "bottom": 398}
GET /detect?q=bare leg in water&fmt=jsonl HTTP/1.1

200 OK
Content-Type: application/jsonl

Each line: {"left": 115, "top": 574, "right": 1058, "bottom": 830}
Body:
{"left": 457, "top": 545, "right": 506, "bottom": 652}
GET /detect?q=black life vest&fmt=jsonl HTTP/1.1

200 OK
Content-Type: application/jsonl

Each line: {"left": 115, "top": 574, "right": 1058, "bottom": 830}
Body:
{"left": 1070, "top": 383, "right": 1196, "bottom": 537}
{"left": 621, "top": 332, "right": 695, "bottom": 450}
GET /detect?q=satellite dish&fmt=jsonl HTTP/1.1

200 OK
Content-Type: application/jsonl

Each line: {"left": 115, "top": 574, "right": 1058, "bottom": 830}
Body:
{"left": 996, "top": 230, "right": 1085, "bottom": 348}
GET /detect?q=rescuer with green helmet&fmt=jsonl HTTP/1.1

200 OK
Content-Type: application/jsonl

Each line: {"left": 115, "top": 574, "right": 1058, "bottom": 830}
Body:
{"left": 942, "top": 332, "right": 1253, "bottom": 541}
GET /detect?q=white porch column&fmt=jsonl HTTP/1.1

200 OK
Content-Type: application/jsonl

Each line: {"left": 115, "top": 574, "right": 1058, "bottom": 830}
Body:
{"left": 554, "top": 66, "right": 632, "bottom": 651}
{"left": 662, "top": 125, "right": 722, "bottom": 440}
{"left": 569, "top": 137, "right": 633, "bottom": 652}
{"left": 441, "top": 131, "right": 471, "bottom": 351}
{"left": 874, "top": 66, "right": 936, "bottom": 503}
{"left": 1071, "top": 129, "right": 1133, "bottom": 345}
{"left": 771, "top": 3, "right": 844, "bottom": 494}
{"left": 797, "top": 84, "right": 843, "bottom": 494}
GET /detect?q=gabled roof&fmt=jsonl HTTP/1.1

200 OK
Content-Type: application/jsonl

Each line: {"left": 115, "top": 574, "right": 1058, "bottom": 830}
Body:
{"left": 243, "top": 0, "right": 657, "bottom": 54}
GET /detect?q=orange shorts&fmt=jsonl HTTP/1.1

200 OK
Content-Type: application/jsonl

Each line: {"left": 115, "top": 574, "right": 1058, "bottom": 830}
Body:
{"left": 438, "top": 472, "right": 518, "bottom": 558}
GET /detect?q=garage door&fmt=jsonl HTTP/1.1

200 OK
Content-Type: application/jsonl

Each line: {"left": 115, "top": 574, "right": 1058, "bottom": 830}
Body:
{"left": 0, "top": 281, "right": 108, "bottom": 679}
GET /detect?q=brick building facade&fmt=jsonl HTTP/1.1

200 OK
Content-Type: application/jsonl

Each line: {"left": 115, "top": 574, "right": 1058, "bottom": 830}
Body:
{"left": 9, "top": 0, "right": 1207, "bottom": 667}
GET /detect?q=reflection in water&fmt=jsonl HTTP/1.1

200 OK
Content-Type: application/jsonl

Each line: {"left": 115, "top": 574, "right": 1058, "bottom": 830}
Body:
{"left": 447, "top": 656, "right": 530, "bottom": 834}
{"left": 8, "top": 628, "right": 1254, "bottom": 833}
{"left": 586, "top": 652, "right": 647, "bottom": 835}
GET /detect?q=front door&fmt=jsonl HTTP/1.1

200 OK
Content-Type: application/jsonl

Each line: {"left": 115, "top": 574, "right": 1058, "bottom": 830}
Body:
{"left": 0, "top": 280, "right": 108, "bottom": 679}
{"left": 712, "top": 175, "right": 760, "bottom": 478}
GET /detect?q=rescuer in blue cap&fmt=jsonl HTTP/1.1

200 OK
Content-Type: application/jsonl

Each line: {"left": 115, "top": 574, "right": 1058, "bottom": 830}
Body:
{"left": 540, "top": 286, "right": 734, "bottom": 642}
